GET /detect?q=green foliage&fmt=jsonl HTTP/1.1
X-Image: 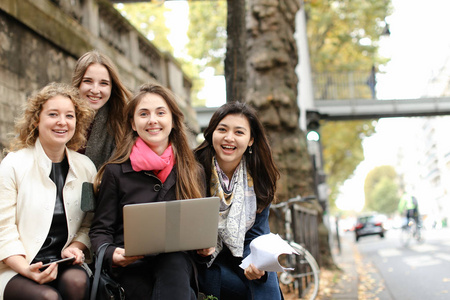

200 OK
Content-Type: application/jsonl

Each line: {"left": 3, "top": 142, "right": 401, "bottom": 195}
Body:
{"left": 321, "top": 120, "right": 376, "bottom": 209}
{"left": 306, "top": 0, "right": 392, "bottom": 72}
{"left": 115, "top": 1, "right": 225, "bottom": 106}
{"left": 368, "top": 177, "right": 399, "bottom": 214}
{"left": 114, "top": 2, "right": 173, "bottom": 53}
{"left": 364, "top": 165, "right": 399, "bottom": 214}
{"left": 187, "top": 1, "right": 227, "bottom": 75}
{"left": 186, "top": 1, "right": 227, "bottom": 106}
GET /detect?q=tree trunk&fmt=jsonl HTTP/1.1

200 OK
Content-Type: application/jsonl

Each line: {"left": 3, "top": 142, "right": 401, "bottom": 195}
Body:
{"left": 246, "top": 0, "right": 312, "bottom": 199}
{"left": 225, "top": 0, "right": 247, "bottom": 102}
{"left": 244, "top": 0, "right": 335, "bottom": 268}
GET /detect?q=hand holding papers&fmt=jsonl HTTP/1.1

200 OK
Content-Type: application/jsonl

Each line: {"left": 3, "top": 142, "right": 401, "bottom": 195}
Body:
{"left": 239, "top": 233, "right": 299, "bottom": 272}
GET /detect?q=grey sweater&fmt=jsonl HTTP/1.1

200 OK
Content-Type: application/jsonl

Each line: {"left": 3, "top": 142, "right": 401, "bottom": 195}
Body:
{"left": 84, "top": 104, "right": 116, "bottom": 170}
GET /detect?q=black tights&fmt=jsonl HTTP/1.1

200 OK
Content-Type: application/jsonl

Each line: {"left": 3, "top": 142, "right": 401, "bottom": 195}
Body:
{"left": 4, "top": 265, "right": 89, "bottom": 300}
{"left": 116, "top": 252, "right": 197, "bottom": 300}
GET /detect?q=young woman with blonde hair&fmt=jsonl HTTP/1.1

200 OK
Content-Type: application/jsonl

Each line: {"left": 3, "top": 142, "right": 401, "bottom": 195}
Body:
{"left": 0, "top": 82, "right": 97, "bottom": 300}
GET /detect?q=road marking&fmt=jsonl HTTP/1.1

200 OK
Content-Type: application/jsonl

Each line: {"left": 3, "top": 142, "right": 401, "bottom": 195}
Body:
{"left": 435, "top": 253, "right": 450, "bottom": 262}
{"left": 403, "top": 255, "right": 441, "bottom": 267}
{"left": 410, "top": 244, "right": 438, "bottom": 252}
{"left": 378, "top": 248, "right": 402, "bottom": 257}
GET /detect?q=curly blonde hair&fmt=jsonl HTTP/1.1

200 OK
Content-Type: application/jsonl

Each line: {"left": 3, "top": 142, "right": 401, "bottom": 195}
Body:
{"left": 7, "top": 82, "right": 94, "bottom": 152}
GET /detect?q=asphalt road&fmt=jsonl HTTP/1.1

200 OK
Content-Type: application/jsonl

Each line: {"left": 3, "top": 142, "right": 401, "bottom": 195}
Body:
{"left": 350, "top": 227, "right": 450, "bottom": 300}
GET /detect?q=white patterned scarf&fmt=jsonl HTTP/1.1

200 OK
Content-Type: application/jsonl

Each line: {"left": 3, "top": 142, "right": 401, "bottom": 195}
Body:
{"left": 208, "top": 157, "right": 257, "bottom": 266}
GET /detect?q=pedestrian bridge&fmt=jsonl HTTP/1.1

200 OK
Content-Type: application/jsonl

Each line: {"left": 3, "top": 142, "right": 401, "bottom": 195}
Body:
{"left": 309, "top": 72, "right": 450, "bottom": 120}
{"left": 314, "top": 97, "right": 450, "bottom": 120}
{"left": 195, "top": 96, "right": 450, "bottom": 130}
{"left": 195, "top": 69, "right": 450, "bottom": 128}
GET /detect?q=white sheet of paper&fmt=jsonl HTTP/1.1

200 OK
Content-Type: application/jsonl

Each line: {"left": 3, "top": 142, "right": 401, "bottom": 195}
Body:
{"left": 239, "top": 233, "right": 299, "bottom": 272}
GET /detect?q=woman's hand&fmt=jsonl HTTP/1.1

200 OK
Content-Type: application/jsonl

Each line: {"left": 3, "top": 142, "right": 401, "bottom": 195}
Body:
{"left": 62, "top": 244, "right": 85, "bottom": 265}
{"left": 112, "top": 247, "right": 144, "bottom": 267}
{"left": 196, "top": 247, "right": 215, "bottom": 257}
{"left": 244, "top": 263, "right": 265, "bottom": 280}
{"left": 3, "top": 255, "right": 58, "bottom": 284}
{"left": 32, "top": 261, "right": 59, "bottom": 284}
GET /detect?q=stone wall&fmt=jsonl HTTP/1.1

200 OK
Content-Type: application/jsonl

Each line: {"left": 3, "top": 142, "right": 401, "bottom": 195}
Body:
{"left": 0, "top": 0, "right": 199, "bottom": 154}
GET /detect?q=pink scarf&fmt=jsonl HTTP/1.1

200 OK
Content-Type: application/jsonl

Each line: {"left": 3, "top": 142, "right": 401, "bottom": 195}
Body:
{"left": 129, "top": 137, "right": 175, "bottom": 183}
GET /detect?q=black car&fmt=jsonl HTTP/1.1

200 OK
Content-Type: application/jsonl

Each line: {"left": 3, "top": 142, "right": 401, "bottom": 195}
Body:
{"left": 354, "top": 214, "right": 386, "bottom": 242}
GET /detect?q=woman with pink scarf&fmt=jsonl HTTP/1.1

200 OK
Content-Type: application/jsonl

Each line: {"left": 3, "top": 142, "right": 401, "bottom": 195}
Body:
{"left": 89, "top": 83, "right": 213, "bottom": 299}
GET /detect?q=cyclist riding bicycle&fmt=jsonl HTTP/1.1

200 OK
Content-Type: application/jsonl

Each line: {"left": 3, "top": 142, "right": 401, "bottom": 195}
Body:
{"left": 398, "top": 192, "right": 419, "bottom": 228}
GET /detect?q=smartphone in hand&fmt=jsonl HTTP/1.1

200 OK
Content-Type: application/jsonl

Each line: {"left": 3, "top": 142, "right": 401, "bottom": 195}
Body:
{"left": 39, "top": 257, "right": 75, "bottom": 271}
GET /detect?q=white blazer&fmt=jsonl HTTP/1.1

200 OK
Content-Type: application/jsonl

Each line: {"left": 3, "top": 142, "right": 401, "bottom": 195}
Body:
{"left": 0, "top": 138, "right": 97, "bottom": 298}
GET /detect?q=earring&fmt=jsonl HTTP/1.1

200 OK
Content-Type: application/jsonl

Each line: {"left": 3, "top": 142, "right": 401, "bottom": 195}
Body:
{"left": 249, "top": 146, "right": 253, "bottom": 154}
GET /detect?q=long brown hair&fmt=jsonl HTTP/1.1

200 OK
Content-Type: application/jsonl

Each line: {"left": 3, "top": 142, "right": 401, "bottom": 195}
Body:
{"left": 7, "top": 82, "right": 94, "bottom": 153}
{"left": 194, "top": 101, "right": 280, "bottom": 211}
{"left": 94, "top": 82, "right": 203, "bottom": 200}
{"left": 71, "top": 50, "right": 132, "bottom": 145}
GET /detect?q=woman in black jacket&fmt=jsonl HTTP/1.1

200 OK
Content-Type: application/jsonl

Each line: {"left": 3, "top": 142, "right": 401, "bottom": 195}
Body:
{"left": 89, "top": 83, "right": 213, "bottom": 299}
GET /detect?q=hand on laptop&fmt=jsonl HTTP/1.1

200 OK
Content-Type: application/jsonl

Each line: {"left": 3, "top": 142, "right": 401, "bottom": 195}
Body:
{"left": 112, "top": 247, "right": 144, "bottom": 267}
{"left": 196, "top": 247, "right": 215, "bottom": 257}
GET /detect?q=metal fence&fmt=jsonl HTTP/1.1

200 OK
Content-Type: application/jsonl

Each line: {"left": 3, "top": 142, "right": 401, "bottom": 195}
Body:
{"left": 291, "top": 204, "right": 320, "bottom": 265}
{"left": 313, "top": 71, "right": 375, "bottom": 100}
{"left": 270, "top": 199, "right": 321, "bottom": 296}
{"left": 270, "top": 201, "right": 320, "bottom": 264}
{"left": 291, "top": 203, "right": 320, "bottom": 297}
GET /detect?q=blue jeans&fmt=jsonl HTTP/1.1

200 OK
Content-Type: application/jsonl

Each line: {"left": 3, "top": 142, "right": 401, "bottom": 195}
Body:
{"left": 198, "top": 247, "right": 283, "bottom": 300}
{"left": 217, "top": 257, "right": 248, "bottom": 300}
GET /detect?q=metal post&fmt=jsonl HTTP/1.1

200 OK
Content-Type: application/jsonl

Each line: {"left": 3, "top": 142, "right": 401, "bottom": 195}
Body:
{"left": 295, "top": 1, "right": 315, "bottom": 131}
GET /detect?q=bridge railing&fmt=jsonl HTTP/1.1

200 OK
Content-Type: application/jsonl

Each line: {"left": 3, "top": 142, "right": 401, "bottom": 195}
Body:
{"left": 313, "top": 71, "right": 374, "bottom": 100}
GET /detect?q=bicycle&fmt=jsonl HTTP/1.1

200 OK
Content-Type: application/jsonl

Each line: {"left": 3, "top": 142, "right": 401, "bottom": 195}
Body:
{"left": 400, "top": 217, "right": 423, "bottom": 247}
{"left": 270, "top": 196, "right": 320, "bottom": 300}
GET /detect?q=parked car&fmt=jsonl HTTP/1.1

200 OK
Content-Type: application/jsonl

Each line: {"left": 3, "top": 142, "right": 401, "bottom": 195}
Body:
{"left": 354, "top": 213, "right": 387, "bottom": 242}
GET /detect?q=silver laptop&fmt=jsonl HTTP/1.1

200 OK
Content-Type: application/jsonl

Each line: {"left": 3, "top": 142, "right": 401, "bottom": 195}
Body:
{"left": 123, "top": 197, "right": 220, "bottom": 256}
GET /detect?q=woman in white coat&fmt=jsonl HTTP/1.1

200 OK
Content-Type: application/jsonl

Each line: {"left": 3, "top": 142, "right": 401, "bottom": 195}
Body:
{"left": 0, "top": 83, "right": 97, "bottom": 300}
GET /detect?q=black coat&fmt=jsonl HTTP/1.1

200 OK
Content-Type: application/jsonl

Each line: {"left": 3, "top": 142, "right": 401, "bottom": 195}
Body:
{"left": 89, "top": 159, "right": 178, "bottom": 267}
{"left": 197, "top": 205, "right": 283, "bottom": 299}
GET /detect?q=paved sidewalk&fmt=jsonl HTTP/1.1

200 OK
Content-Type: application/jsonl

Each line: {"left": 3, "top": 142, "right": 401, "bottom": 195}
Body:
{"left": 283, "top": 232, "right": 394, "bottom": 299}
{"left": 326, "top": 234, "right": 394, "bottom": 300}
{"left": 327, "top": 235, "right": 359, "bottom": 299}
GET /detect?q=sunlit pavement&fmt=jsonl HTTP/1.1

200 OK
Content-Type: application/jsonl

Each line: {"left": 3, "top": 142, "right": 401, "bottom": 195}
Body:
{"left": 323, "top": 231, "right": 393, "bottom": 300}
{"left": 283, "top": 227, "right": 450, "bottom": 299}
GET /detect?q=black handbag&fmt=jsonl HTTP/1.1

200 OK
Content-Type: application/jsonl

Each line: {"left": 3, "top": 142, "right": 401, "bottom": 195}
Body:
{"left": 90, "top": 243, "right": 125, "bottom": 300}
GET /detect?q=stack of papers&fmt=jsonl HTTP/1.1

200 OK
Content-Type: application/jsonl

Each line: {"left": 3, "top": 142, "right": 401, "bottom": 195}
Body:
{"left": 239, "top": 233, "right": 299, "bottom": 272}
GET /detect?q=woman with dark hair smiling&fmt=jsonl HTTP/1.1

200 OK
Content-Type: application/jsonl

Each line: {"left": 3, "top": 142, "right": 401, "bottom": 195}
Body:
{"left": 194, "top": 101, "right": 283, "bottom": 299}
